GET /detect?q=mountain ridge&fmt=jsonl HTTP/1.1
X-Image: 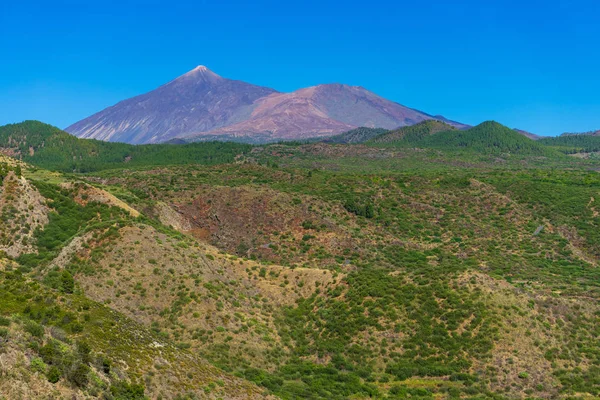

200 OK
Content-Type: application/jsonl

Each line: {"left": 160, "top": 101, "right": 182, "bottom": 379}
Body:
{"left": 66, "top": 66, "right": 278, "bottom": 144}
{"left": 66, "top": 66, "right": 467, "bottom": 144}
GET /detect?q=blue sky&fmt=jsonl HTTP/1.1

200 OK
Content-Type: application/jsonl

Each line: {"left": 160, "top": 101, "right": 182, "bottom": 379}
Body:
{"left": 1, "top": 0, "right": 599, "bottom": 136}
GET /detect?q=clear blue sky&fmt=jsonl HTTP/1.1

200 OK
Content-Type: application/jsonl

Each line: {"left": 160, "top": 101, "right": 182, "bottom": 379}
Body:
{"left": 1, "top": 0, "right": 599, "bottom": 136}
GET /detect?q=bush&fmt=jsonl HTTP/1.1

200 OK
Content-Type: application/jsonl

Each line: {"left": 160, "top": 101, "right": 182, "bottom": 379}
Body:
{"left": 25, "top": 321, "right": 44, "bottom": 338}
{"left": 47, "top": 366, "right": 61, "bottom": 383}
{"left": 30, "top": 357, "right": 47, "bottom": 373}
{"left": 109, "top": 380, "right": 147, "bottom": 399}
{"left": 60, "top": 270, "right": 75, "bottom": 294}
{"left": 343, "top": 199, "right": 375, "bottom": 218}
{"left": 66, "top": 362, "right": 90, "bottom": 387}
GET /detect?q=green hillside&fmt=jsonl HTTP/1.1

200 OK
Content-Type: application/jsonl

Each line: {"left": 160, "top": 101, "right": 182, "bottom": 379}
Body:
{"left": 369, "top": 120, "right": 456, "bottom": 144}
{"left": 2, "top": 120, "right": 600, "bottom": 399}
{"left": 418, "top": 121, "right": 554, "bottom": 155}
{"left": 323, "top": 127, "right": 389, "bottom": 144}
{"left": 369, "top": 121, "right": 554, "bottom": 156}
{"left": 539, "top": 134, "right": 600, "bottom": 154}
{"left": 80, "top": 154, "right": 600, "bottom": 399}
{"left": 0, "top": 121, "right": 251, "bottom": 172}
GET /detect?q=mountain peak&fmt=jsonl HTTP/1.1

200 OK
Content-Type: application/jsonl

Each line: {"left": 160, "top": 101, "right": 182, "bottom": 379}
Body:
{"left": 178, "top": 65, "right": 222, "bottom": 82}
{"left": 191, "top": 65, "right": 210, "bottom": 73}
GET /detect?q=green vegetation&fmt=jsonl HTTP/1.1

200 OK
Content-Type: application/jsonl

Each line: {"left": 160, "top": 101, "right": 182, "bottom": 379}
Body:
{"left": 0, "top": 120, "right": 251, "bottom": 172}
{"left": 370, "top": 120, "right": 555, "bottom": 155}
{"left": 539, "top": 134, "right": 600, "bottom": 154}
{"left": 0, "top": 269, "right": 148, "bottom": 397}
{"left": 416, "top": 121, "right": 554, "bottom": 155}
{"left": 95, "top": 159, "right": 600, "bottom": 398}
{"left": 2, "top": 120, "right": 600, "bottom": 399}
{"left": 369, "top": 120, "right": 456, "bottom": 144}
{"left": 323, "top": 127, "right": 389, "bottom": 144}
{"left": 18, "top": 180, "right": 131, "bottom": 271}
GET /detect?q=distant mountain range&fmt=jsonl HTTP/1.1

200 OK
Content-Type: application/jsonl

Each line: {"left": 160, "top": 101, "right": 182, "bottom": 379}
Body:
{"left": 66, "top": 66, "right": 469, "bottom": 144}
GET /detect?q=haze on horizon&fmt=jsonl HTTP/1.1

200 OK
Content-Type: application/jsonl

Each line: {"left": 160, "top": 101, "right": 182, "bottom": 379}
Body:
{"left": 1, "top": 0, "right": 599, "bottom": 137}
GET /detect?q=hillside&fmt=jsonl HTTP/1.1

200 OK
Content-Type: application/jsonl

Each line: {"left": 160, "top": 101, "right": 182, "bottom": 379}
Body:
{"left": 66, "top": 66, "right": 467, "bottom": 144}
{"left": 0, "top": 156, "right": 270, "bottom": 399}
{"left": 322, "top": 127, "right": 389, "bottom": 144}
{"left": 1, "top": 122, "right": 600, "bottom": 399}
{"left": 0, "top": 121, "right": 251, "bottom": 172}
{"left": 369, "top": 120, "right": 457, "bottom": 144}
{"left": 539, "top": 135, "right": 600, "bottom": 154}
{"left": 415, "top": 121, "right": 553, "bottom": 155}
{"left": 366, "top": 120, "right": 553, "bottom": 156}
{"left": 82, "top": 158, "right": 600, "bottom": 399}
{"left": 0, "top": 120, "right": 573, "bottom": 177}
{"left": 0, "top": 270, "right": 267, "bottom": 399}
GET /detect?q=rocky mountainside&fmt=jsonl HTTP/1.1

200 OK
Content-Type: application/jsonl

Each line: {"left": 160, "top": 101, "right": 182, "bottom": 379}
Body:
{"left": 66, "top": 66, "right": 277, "bottom": 144}
{"left": 66, "top": 66, "right": 467, "bottom": 144}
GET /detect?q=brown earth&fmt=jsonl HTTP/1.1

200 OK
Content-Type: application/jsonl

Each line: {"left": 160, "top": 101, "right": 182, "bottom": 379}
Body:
{"left": 0, "top": 171, "right": 49, "bottom": 257}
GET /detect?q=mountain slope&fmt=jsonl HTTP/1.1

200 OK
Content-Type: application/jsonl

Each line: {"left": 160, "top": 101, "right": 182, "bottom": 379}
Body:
{"left": 183, "top": 84, "right": 468, "bottom": 142}
{"left": 367, "top": 121, "right": 556, "bottom": 155}
{"left": 369, "top": 120, "right": 456, "bottom": 144}
{"left": 66, "top": 67, "right": 466, "bottom": 144}
{"left": 66, "top": 66, "right": 278, "bottom": 144}
{"left": 379, "top": 121, "right": 553, "bottom": 155}
{"left": 0, "top": 270, "right": 268, "bottom": 400}
{"left": 419, "top": 121, "right": 551, "bottom": 154}
{"left": 539, "top": 134, "right": 600, "bottom": 154}
{"left": 0, "top": 121, "right": 251, "bottom": 172}
{"left": 2, "top": 126, "right": 600, "bottom": 398}
{"left": 85, "top": 159, "right": 600, "bottom": 399}
{"left": 0, "top": 157, "right": 271, "bottom": 399}
{"left": 322, "top": 127, "right": 389, "bottom": 144}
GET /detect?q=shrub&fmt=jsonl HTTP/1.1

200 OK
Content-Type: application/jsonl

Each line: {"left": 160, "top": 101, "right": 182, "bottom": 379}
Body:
{"left": 110, "top": 380, "right": 147, "bottom": 399}
{"left": 47, "top": 366, "right": 61, "bottom": 383}
{"left": 60, "top": 270, "right": 75, "bottom": 294}
{"left": 30, "top": 357, "right": 46, "bottom": 373}
{"left": 66, "top": 362, "right": 90, "bottom": 387}
{"left": 25, "top": 321, "right": 44, "bottom": 338}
